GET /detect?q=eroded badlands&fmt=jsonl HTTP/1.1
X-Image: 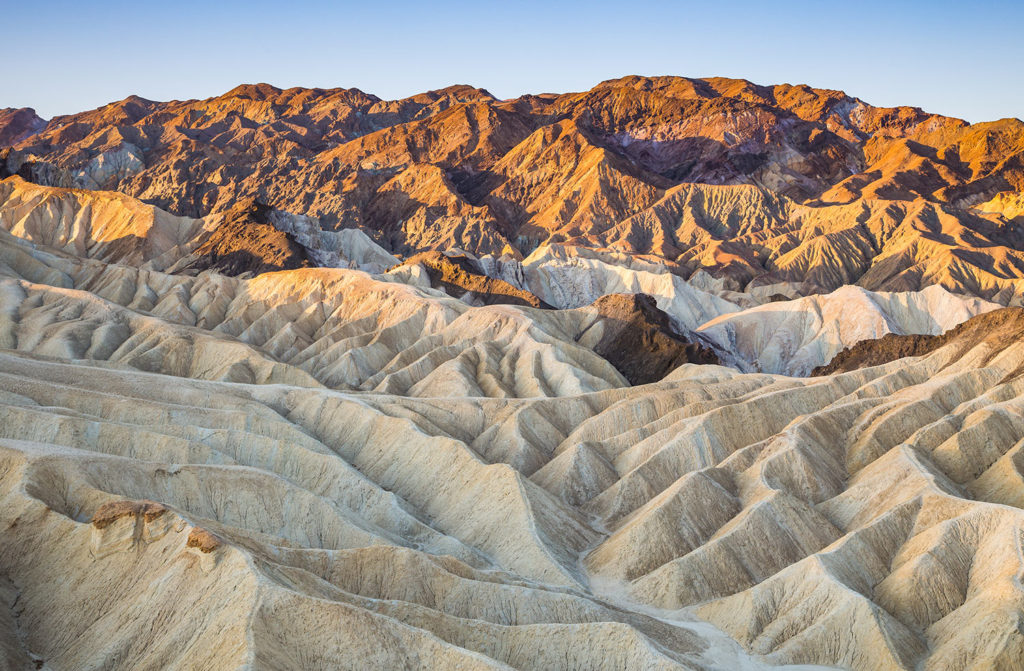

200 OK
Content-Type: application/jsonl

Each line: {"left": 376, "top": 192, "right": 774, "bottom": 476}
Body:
{"left": 2, "top": 75, "right": 1024, "bottom": 670}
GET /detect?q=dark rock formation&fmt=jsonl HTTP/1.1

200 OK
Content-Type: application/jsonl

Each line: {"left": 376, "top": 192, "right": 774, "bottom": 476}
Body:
{"left": 405, "top": 250, "right": 552, "bottom": 308}
{"left": 584, "top": 293, "right": 720, "bottom": 385}
{"left": 812, "top": 307, "right": 1024, "bottom": 375}
{"left": 188, "top": 198, "right": 312, "bottom": 276}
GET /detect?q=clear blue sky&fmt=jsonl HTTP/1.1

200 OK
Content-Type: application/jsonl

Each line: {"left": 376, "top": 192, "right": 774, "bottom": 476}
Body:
{"left": 4, "top": 0, "right": 1021, "bottom": 123}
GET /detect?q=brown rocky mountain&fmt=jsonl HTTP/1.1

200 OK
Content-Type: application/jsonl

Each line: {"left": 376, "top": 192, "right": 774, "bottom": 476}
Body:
{"left": 0, "top": 108, "right": 45, "bottom": 146}
{"left": 811, "top": 306, "right": 1024, "bottom": 375}
{"left": 3, "top": 76, "right": 1024, "bottom": 302}
{"left": 401, "top": 250, "right": 552, "bottom": 308}
{"left": 186, "top": 198, "right": 312, "bottom": 276}
{"left": 579, "top": 292, "right": 721, "bottom": 384}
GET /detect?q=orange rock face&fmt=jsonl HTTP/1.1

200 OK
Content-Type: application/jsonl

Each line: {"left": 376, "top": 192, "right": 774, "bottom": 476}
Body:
{"left": 187, "top": 198, "right": 312, "bottom": 276}
{"left": 91, "top": 500, "right": 168, "bottom": 529}
{"left": 186, "top": 528, "right": 222, "bottom": 553}
{"left": 4, "top": 76, "right": 1024, "bottom": 299}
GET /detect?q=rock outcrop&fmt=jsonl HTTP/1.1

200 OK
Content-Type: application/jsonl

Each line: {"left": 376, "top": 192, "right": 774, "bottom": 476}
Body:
{"left": 402, "top": 250, "right": 552, "bottom": 308}
{"left": 580, "top": 293, "right": 720, "bottom": 384}
{"left": 812, "top": 306, "right": 1024, "bottom": 375}
{"left": 185, "top": 198, "right": 312, "bottom": 276}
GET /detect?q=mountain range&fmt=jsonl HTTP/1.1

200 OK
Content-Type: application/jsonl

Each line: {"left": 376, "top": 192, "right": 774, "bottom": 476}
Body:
{"left": 4, "top": 75, "right": 1024, "bottom": 300}
{"left": 2, "top": 76, "right": 1024, "bottom": 671}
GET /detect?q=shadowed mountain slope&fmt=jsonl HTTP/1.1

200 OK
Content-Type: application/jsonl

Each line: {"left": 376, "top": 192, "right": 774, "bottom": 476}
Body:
{"left": 812, "top": 306, "right": 1024, "bottom": 375}
{"left": 580, "top": 292, "right": 720, "bottom": 384}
